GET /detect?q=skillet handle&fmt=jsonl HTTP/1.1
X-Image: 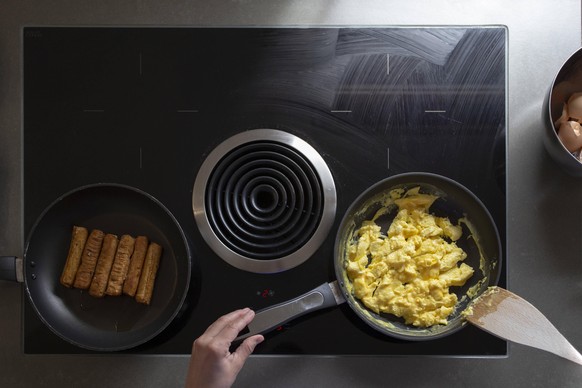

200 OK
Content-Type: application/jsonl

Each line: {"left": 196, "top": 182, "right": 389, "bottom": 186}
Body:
{"left": 0, "top": 256, "right": 24, "bottom": 283}
{"left": 236, "top": 281, "right": 346, "bottom": 341}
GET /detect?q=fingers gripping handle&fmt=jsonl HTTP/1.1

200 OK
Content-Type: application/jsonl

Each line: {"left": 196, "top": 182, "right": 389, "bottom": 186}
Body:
{"left": 236, "top": 282, "right": 345, "bottom": 341}
{"left": 0, "top": 256, "right": 24, "bottom": 282}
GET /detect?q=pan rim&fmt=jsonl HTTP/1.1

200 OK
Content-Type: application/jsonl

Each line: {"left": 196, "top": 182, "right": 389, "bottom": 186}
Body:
{"left": 22, "top": 182, "right": 192, "bottom": 352}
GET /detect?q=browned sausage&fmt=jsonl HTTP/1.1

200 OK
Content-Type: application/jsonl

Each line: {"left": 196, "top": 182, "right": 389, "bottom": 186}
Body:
{"left": 105, "top": 234, "right": 136, "bottom": 296}
{"left": 122, "top": 236, "right": 149, "bottom": 297}
{"left": 135, "top": 242, "right": 162, "bottom": 305}
{"left": 59, "top": 226, "right": 89, "bottom": 288}
{"left": 73, "top": 229, "right": 105, "bottom": 289}
{"left": 88, "top": 233, "right": 119, "bottom": 297}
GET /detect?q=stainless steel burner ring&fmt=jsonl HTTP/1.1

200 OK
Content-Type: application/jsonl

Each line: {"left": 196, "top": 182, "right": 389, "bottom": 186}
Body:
{"left": 192, "top": 129, "right": 337, "bottom": 273}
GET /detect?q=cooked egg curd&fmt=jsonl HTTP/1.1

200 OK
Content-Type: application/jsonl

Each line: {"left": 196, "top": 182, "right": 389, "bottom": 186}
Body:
{"left": 345, "top": 188, "right": 474, "bottom": 327}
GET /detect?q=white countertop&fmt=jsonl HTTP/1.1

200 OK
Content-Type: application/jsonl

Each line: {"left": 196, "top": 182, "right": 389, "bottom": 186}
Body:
{"left": 1, "top": 1, "right": 582, "bottom": 387}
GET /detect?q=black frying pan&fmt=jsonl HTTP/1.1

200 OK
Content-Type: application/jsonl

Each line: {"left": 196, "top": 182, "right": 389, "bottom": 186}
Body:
{"left": 237, "top": 172, "right": 502, "bottom": 341}
{"left": 0, "top": 183, "right": 192, "bottom": 351}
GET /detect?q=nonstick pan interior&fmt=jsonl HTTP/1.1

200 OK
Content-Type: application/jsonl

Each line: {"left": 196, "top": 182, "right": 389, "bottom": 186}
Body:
{"left": 23, "top": 184, "right": 192, "bottom": 351}
{"left": 335, "top": 172, "right": 502, "bottom": 340}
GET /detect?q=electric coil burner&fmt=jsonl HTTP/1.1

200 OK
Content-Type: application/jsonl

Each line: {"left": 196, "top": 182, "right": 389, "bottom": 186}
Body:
{"left": 193, "top": 129, "right": 337, "bottom": 273}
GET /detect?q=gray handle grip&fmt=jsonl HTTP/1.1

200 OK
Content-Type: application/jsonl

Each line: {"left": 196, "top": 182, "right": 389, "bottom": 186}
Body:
{"left": 0, "top": 256, "right": 23, "bottom": 282}
{"left": 236, "top": 282, "right": 345, "bottom": 341}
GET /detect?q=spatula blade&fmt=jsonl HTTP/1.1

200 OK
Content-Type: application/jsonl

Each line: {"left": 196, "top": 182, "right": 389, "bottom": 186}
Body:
{"left": 465, "top": 286, "right": 582, "bottom": 366}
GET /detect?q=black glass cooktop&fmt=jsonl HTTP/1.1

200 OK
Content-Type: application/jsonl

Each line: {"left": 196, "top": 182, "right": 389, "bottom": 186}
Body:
{"left": 23, "top": 26, "right": 507, "bottom": 355}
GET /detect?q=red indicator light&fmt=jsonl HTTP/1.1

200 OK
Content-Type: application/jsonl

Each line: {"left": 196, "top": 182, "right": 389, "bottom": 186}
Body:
{"left": 257, "top": 289, "right": 275, "bottom": 298}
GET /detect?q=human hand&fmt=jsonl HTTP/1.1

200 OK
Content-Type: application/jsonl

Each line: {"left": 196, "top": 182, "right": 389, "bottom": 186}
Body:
{"left": 185, "top": 308, "right": 264, "bottom": 388}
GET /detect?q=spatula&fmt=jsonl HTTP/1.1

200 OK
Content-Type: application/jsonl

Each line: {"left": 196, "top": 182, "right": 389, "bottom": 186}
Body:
{"left": 464, "top": 286, "right": 582, "bottom": 365}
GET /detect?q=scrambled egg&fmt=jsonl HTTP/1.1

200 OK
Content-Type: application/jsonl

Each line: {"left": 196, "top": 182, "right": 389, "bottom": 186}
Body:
{"left": 346, "top": 188, "right": 474, "bottom": 327}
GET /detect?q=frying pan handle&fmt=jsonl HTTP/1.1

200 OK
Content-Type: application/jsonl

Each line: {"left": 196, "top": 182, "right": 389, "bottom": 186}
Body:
{"left": 0, "top": 256, "right": 24, "bottom": 283}
{"left": 236, "top": 282, "right": 345, "bottom": 341}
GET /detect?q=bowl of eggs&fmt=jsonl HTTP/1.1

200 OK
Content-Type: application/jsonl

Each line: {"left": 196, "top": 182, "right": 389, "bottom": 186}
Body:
{"left": 544, "top": 47, "right": 582, "bottom": 176}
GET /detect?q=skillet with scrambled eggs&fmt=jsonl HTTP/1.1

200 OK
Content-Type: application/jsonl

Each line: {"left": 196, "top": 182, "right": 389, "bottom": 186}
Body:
{"left": 345, "top": 187, "right": 474, "bottom": 328}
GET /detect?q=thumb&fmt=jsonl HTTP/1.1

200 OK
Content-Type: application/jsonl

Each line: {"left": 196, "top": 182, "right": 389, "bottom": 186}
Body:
{"left": 231, "top": 335, "right": 264, "bottom": 368}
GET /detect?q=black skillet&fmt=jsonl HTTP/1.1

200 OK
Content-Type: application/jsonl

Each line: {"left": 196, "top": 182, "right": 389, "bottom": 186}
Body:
{"left": 237, "top": 172, "right": 502, "bottom": 341}
{"left": 0, "top": 183, "right": 192, "bottom": 351}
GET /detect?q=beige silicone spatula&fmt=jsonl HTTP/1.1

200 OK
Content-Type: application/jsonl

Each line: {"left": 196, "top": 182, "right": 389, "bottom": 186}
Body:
{"left": 464, "top": 286, "right": 582, "bottom": 365}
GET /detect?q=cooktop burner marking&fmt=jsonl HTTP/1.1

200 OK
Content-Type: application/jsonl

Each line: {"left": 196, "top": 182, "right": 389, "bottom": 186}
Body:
{"left": 139, "top": 52, "right": 143, "bottom": 76}
{"left": 193, "top": 129, "right": 337, "bottom": 273}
